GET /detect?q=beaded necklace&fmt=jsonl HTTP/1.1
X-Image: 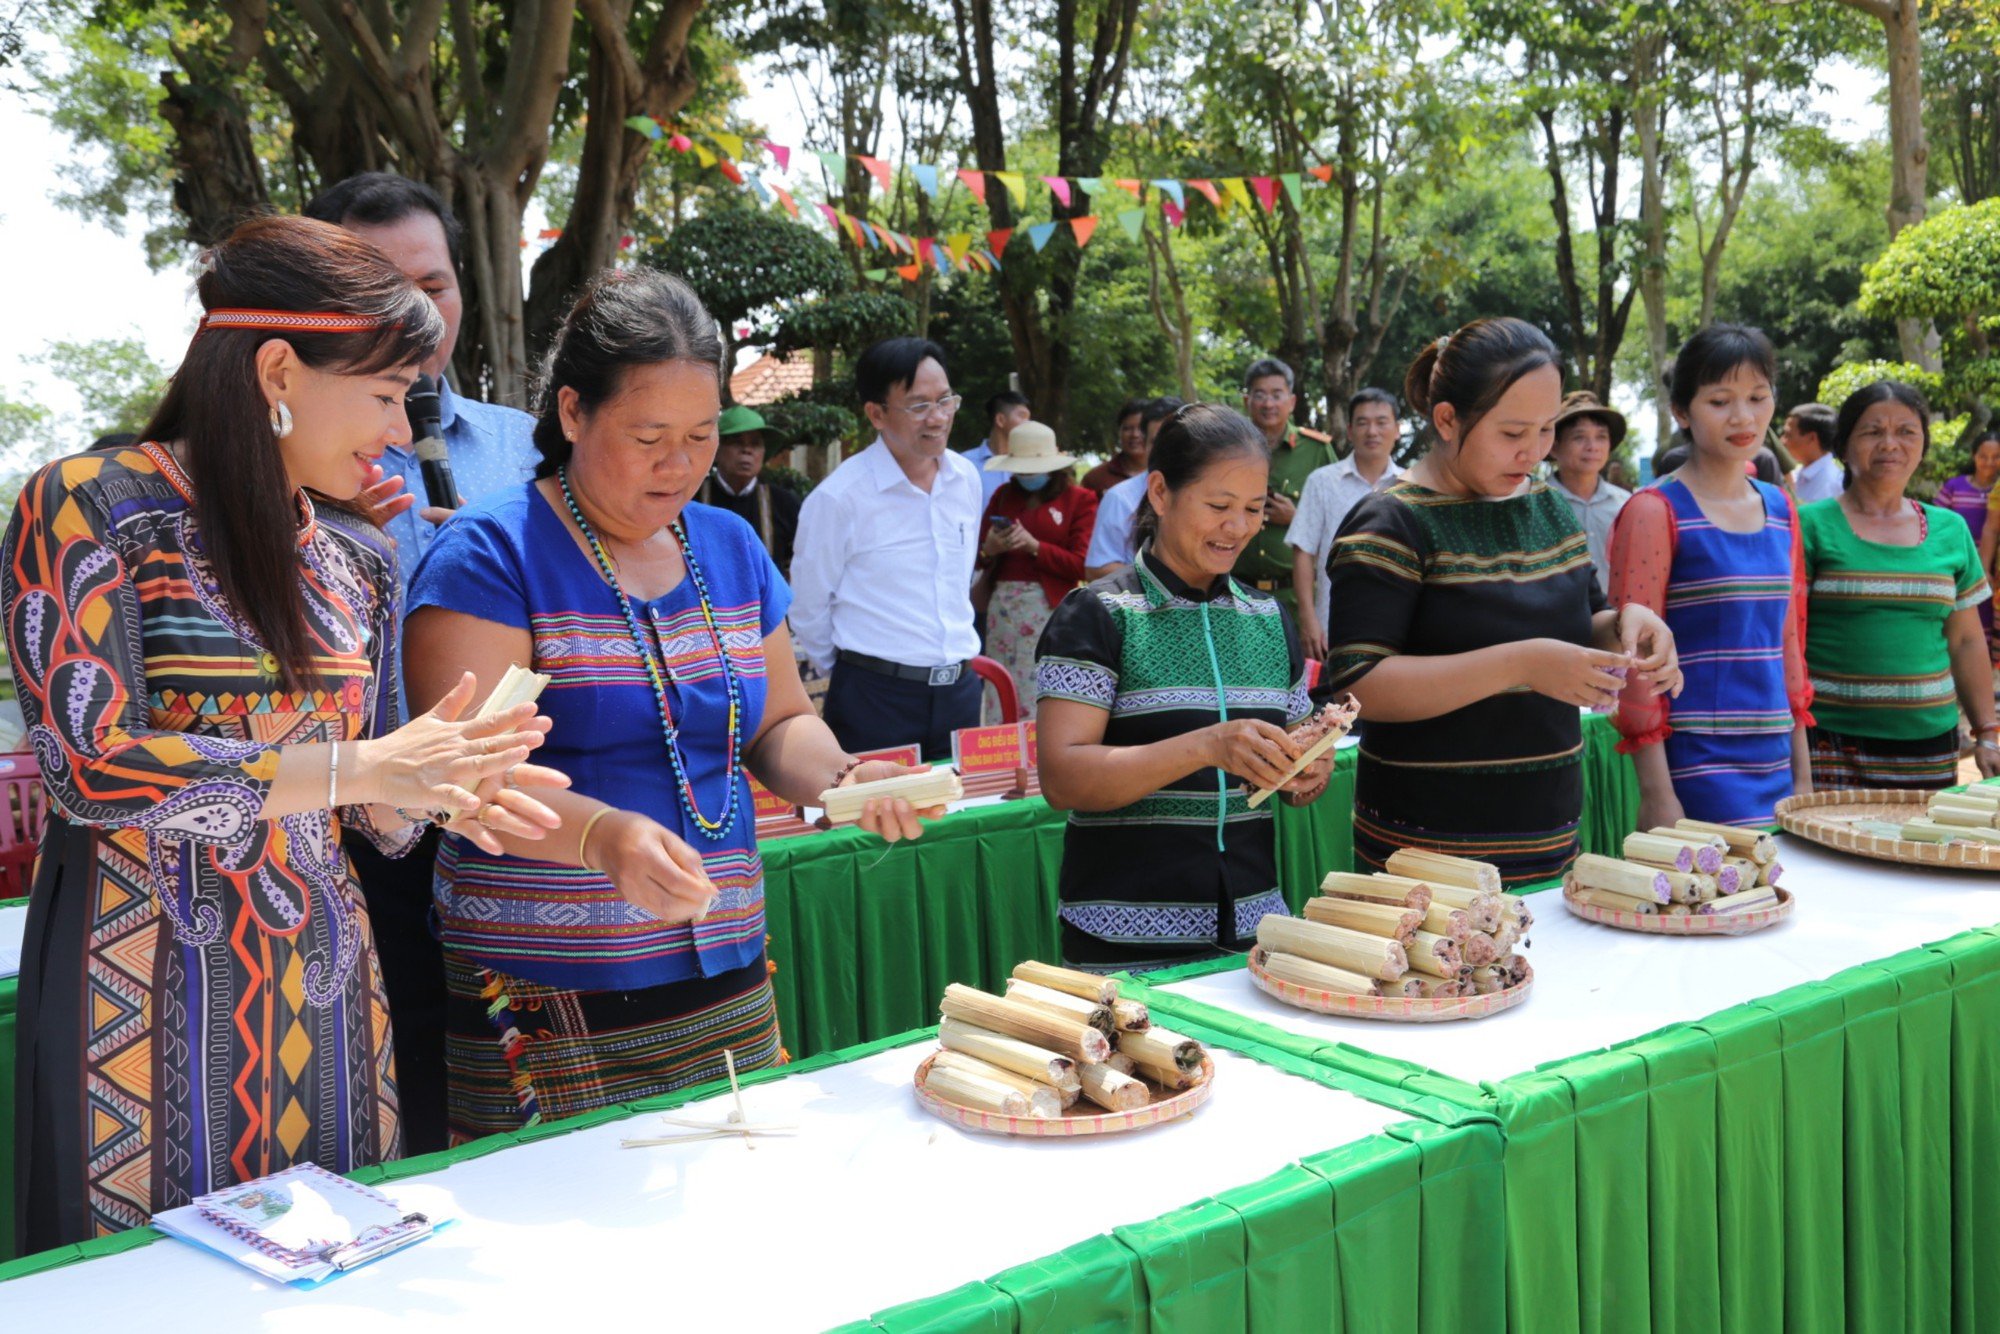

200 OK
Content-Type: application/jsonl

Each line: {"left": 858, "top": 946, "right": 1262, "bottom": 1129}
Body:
{"left": 558, "top": 468, "right": 742, "bottom": 841}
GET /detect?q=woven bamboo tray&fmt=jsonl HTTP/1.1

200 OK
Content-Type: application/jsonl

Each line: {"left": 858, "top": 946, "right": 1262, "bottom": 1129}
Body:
{"left": 1561, "top": 876, "right": 1794, "bottom": 936}
{"left": 1245, "top": 945, "right": 1533, "bottom": 1022}
{"left": 912, "top": 1052, "right": 1214, "bottom": 1137}
{"left": 1775, "top": 789, "right": 2000, "bottom": 872}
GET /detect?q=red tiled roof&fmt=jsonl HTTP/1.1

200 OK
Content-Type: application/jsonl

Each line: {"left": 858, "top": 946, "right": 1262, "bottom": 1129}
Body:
{"left": 731, "top": 352, "right": 816, "bottom": 406}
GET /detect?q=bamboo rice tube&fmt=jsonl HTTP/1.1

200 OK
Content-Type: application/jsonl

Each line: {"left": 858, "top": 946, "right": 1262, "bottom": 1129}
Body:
{"left": 1926, "top": 804, "right": 2000, "bottom": 830}
{"left": 1711, "top": 886, "right": 1781, "bottom": 915}
{"left": 1107, "top": 1052, "right": 1136, "bottom": 1075}
{"left": 1758, "top": 860, "right": 1783, "bottom": 889}
{"left": 1376, "top": 975, "right": 1428, "bottom": 998}
{"left": 1110, "top": 998, "right": 1150, "bottom": 1032}
{"left": 1647, "top": 827, "right": 1729, "bottom": 874}
{"left": 940, "top": 985, "right": 1111, "bottom": 1064}
{"left": 1568, "top": 883, "right": 1660, "bottom": 915}
{"left": 1410, "top": 976, "right": 1467, "bottom": 999}
{"left": 1384, "top": 848, "right": 1503, "bottom": 894}
{"left": 1503, "top": 896, "right": 1534, "bottom": 934}
{"left": 819, "top": 767, "right": 963, "bottom": 824}
{"left": 1424, "top": 882, "right": 1504, "bottom": 931}
{"left": 1675, "top": 818, "right": 1778, "bottom": 864}
{"left": 1572, "top": 853, "right": 1672, "bottom": 903}
{"left": 1931, "top": 787, "right": 2000, "bottom": 810}
{"left": 1116, "top": 1025, "right": 1204, "bottom": 1074}
{"left": 1077, "top": 1060, "right": 1150, "bottom": 1113}
{"left": 1011, "top": 960, "right": 1118, "bottom": 1005}
{"left": 1303, "top": 895, "right": 1422, "bottom": 940}
{"left": 1004, "top": 979, "right": 1115, "bottom": 1039}
{"left": 1904, "top": 818, "right": 2000, "bottom": 845}
{"left": 1658, "top": 869, "right": 1718, "bottom": 904}
{"left": 1713, "top": 863, "right": 1743, "bottom": 895}
{"left": 929, "top": 1051, "right": 1065, "bottom": 1118}
{"left": 1469, "top": 967, "right": 1505, "bottom": 995}
{"left": 1258, "top": 914, "right": 1409, "bottom": 981}
{"left": 1499, "top": 954, "right": 1530, "bottom": 987}
{"left": 1490, "top": 921, "right": 1521, "bottom": 955}
{"left": 1461, "top": 931, "right": 1499, "bottom": 966}
{"left": 1623, "top": 832, "right": 1696, "bottom": 872}
{"left": 1420, "top": 901, "right": 1477, "bottom": 941}
{"left": 1319, "top": 872, "right": 1432, "bottom": 911}
{"left": 923, "top": 1063, "right": 1031, "bottom": 1116}
{"left": 1128, "top": 1054, "right": 1205, "bottom": 1091}
{"left": 938, "top": 1018, "right": 1078, "bottom": 1086}
{"left": 1261, "top": 950, "right": 1377, "bottom": 996}
{"left": 1722, "top": 855, "right": 1761, "bottom": 887}
{"left": 1405, "top": 929, "right": 1466, "bottom": 980}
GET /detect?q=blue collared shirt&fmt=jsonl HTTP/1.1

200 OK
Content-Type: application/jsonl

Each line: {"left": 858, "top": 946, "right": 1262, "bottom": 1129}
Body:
{"left": 378, "top": 379, "right": 540, "bottom": 608}
{"left": 961, "top": 438, "right": 1010, "bottom": 503}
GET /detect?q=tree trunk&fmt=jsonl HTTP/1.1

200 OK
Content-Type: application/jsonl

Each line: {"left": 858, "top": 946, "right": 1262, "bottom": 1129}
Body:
{"left": 1843, "top": 0, "right": 1934, "bottom": 365}
{"left": 1143, "top": 213, "right": 1195, "bottom": 399}
{"left": 1635, "top": 35, "right": 1672, "bottom": 448}
{"left": 157, "top": 72, "right": 271, "bottom": 245}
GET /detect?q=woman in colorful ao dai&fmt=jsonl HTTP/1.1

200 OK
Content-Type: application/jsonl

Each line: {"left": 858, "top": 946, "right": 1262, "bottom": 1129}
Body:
{"left": 1610, "top": 325, "right": 1814, "bottom": 829}
{"left": 404, "top": 270, "right": 939, "bottom": 1140}
{"left": 1800, "top": 381, "right": 1998, "bottom": 789}
{"left": 1035, "top": 405, "right": 1335, "bottom": 972}
{"left": 1326, "top": 318, "right": 1679, "bottom": 887}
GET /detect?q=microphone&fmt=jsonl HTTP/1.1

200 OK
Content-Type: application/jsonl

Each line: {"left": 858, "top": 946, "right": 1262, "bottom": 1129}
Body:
{"left": 405, "top": 374, "right": 462, "bottom": 511}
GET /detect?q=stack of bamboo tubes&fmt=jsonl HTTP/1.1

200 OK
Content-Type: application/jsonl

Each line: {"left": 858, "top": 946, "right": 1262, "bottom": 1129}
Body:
{"left": 1900, "top": 782, "right": 2000, "bottom": 845}
{"left": 1254, "top": 849, "right": 1532, "bottom": 1001}
{"left": 818, "top": 767, "right": 964, "bottom": 825}
{"left": 1567, "top": 819, "right": 1785, "bottom": 917}
{"left": 919, "top": 964, "right": 1207, "bottom": 1118}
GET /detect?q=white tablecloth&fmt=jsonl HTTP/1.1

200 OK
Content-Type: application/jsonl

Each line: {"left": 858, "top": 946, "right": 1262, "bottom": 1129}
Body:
{"left": 0, "top": 904, "right": 23, "bottom": 981}
{"left": 0, "top": 1044, "right": 1402, "bottom": 1328}
{"left": 1164, "top": 836, "right": 2000, "bottom": 1087}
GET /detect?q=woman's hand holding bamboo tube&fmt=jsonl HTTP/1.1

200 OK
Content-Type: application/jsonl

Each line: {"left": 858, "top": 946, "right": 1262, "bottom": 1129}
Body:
{"left": 1204, "top": 718, "right": 1300, "bottom": 791}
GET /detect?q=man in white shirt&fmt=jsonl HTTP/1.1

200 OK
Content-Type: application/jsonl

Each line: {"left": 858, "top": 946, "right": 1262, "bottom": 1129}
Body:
{"left": 1783, "top": 402, "right": 1844, "bottom": 502}
{"left": 961, "top": 390, "right": 1031, "bottom": 504}
{"left": 1085, "top": 395, "right": 1185, "bottom": 578}
{"left": 791, "top": 338, "right": 985, "bottom": 756}
{"left": 1286, "top": 388, "right": 1404, "bottom": 659}
{"left": 1545, "top": 390, "right": 1631, "bottom": 597}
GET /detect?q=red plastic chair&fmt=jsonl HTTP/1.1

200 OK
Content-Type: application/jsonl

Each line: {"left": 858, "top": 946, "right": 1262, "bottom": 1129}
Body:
{"left": 970, "top": 656, "right": 1022, "bottom": 724}
{"left": 0, "top": 751, "right": 48, "bottom": 898}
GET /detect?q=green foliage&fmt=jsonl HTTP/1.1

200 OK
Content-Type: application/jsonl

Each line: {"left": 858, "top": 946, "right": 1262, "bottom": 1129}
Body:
{"left": 773, "top": 291, "right": 915, "bottom": 359}
{"left": 1860, "top": 198, "right": 2000, "bottom": 321}
{"left": 760, "top": 463, "right": 815, "bottom": 496}
{"left": 33, "top": 336, "right": 168, "bottom": 440}
{"left": 649, "top": 211, "right": 850, "bottom": 335}
{"left": 759, "top": 393, "right": 859, "bottom": 448}
{"left": 1816, "top": 360, "right": 1945, "bottom": 409}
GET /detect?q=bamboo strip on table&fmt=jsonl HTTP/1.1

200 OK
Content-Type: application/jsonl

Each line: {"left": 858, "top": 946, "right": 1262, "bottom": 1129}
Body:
{"left": 929, "top": 1051, "right": 1066, "bottom": 1116}
{"left": 1109, "top": 998, "right": 1150, "bottom": 1032}
{"left": 1318, "top": 872, "right": 1432, "bottom": 911}
{"left": 1624, "top": 832, "right": 1697, "bottom": 873}
{"left": 1259, "top": 950, "right": 1378, "bottom": 997}
{"left": 1303, "top": 895, "right": 1423, "bottom": 941}
{"left": 1384, "top": 848, "right": 1503, "bottom": 895}
{"left": 1258, "top": 914, "right": 1410, "bottom": 981}
{"left": 1115, "top": 1026, "right": 1204, "bottom": 1074}
{"left": 1405, "top": 929, "right": 1467, "bottom": 981}
{"left": 938, "top": 1019, "right": 1079, "bottom": 1089}
{"left": 1077, "top": 1060, "right": 1150, "bottom": 1112}
{"left": 1011, "top": 960, "right": 1118, "bottom": 1005}
{"left": 1003, "top": 979, "right": 1115, "bottom": 1038}
{"left": 941, "top": 985, "right": 1111, "bottom": 1064}
{"left": 1572, "top": 853, "right": 1672, "bottom": 903}
{"left": 1675, "top": 818, "right": 1778, "bottom": 864}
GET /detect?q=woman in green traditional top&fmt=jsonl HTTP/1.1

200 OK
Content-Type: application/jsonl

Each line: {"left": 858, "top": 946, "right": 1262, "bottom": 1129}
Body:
{"left": 1800, "top": 380, "right": 1999, "bottom": 788}
{"left": 1035, "top": 405, "right": 1336, "bottom": 971}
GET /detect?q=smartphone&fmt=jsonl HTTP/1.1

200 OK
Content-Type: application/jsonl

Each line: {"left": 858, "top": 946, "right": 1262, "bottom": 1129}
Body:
{"left": 989, "top": 515, "right": 1014, "bottom": 529}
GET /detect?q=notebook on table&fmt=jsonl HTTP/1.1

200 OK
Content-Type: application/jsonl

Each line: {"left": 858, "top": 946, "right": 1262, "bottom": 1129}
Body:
{"left": 152, "top": 1161, "right": 437, "bottom": 1286}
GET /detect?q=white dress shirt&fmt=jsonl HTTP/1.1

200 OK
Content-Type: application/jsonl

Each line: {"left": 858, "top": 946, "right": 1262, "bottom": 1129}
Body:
{"left": 1546, "top": 472, "right": 1631, "bottom": 597}
{"left": 1086, "top": 472, "right": 1148, "bottom": 569}
{"left": 1793, "top": 453, "right": 1845, "bottom": 503}
{"left": 790, "top": 439, "right": 983, "bottom": 675}
{"left": 1285, "top": 453, "right": 1403, "bottom": 627}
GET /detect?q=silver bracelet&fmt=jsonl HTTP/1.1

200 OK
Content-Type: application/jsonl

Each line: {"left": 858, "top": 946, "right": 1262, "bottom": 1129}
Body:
{"left": 328, "top": 741, "right": 340, "bottom": 809}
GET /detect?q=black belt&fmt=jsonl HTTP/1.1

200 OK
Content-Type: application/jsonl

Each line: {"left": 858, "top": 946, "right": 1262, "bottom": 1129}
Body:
{"left": 837, "top": 650, "right": 969, "bottom": 686}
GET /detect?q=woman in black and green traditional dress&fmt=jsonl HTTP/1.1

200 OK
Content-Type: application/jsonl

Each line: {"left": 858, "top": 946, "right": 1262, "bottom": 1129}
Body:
{"left": 1035, "top": 404, "right": 1335, "bottom": 971}
{"left": 1325, "top": 318, "right": 1681, "bottom": 888}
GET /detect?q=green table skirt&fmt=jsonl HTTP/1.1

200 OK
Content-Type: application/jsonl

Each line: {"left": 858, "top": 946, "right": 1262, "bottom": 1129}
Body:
{"left": 764, "top": 713, "right": 1638, "bottom": 1059}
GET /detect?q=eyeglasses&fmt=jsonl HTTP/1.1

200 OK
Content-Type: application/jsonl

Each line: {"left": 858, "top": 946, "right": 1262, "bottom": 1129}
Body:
{"left": 1246, "top": 390, "right": 1292, "bottom": 404}
{"left": 892, "top": 394, "right": 963, "bottom": 420}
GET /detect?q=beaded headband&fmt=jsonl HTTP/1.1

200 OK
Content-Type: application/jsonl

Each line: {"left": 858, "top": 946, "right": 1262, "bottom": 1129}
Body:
{"left": 194, "top": 308, "right": 391, "bottom": 338}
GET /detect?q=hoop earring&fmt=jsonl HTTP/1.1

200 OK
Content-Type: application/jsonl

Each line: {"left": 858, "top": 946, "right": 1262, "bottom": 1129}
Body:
{"left": 270, "top": 402, "right": 293, "bottom": 438}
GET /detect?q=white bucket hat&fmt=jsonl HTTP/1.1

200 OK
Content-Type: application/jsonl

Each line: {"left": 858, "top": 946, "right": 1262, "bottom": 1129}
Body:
{"left": 984, "top": 420, "right": 1076, "bottom": 474}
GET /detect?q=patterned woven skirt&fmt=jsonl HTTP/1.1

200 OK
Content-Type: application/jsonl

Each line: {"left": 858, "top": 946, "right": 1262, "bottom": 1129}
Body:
{"left": 1807, "top": 725, "right": 1961, "bottom": 792}
{"left": 1353, "top": 752, "right": 1583, "bottom": 890}
{"left": 442, "top": 950, "right": 783, "bottom": 1143}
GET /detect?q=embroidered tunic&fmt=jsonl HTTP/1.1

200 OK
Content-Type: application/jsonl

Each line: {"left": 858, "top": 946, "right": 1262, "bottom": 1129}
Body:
{"left": 1326, "top": 480, "right": 1605, "bottom": 887}
{"left": 3, "top": 445, "right": 411, "bottom": 1249}
{"left": 1035, "top": 549, "right": 1309, "bottom": 970}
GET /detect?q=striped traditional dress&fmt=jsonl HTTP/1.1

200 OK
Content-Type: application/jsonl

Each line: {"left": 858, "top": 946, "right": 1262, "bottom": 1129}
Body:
{"left": 1326, "top": 479, "right": 1605, "bottom": 888}
{"left": 1035, "top": 548, "right": 1310, "bottom": 971}
{"left": 408, "top": 485, "right": 786, "bottom": 1140}
{"left": 1611, "top": 478, "right": 1807, "bottom": 827}
{"left": 1799, "top": 498, "right": 1989, "bottom": 790}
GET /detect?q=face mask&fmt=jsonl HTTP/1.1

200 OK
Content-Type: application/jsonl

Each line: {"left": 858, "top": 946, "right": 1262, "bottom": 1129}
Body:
{"left": 1016, "top": 471, "right": 1053, "bottom": 492}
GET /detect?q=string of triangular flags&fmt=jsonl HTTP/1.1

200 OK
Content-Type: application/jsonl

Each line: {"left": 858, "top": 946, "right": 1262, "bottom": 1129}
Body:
{"left": 619, "top": 116, "right": 1338, "bottom": 281}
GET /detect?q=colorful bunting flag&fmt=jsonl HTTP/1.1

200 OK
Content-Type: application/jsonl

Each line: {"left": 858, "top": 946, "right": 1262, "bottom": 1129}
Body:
{"left": 1151, "top": 179, "right": 1186, "bottom": 208}
{"left": 718, "top": 159, "right": 743, "bottom": 185}
{"left": 745, "top": 175, "right": 770, "bottom": 204}
{"left": 1307, "top": 163, "right": 1335, "bottom": 183}
{"left": 1069, "top": 217, "right": 1098, "bottom": 248}
{"left": 1116, "top": 208, "right": 1145, "bottom": 242}
{"left": 1250, "top": 176, "right": 1278, "bottom": 212}
{"left": 913, "top": 164, "right": 941, "bottom": 197}
{"left": 774, "top": 186, "right": 799, "bottom": 218}
{"left": 1042, "top": 176, "right": 1072, "bottom": 207}
{"left": 863, "top": 268, "right": 889, "bottom": 280}
{"left": 669, "top": 133, "right": 692, "bottom": 153}
{"left": 984, "top": 249, "right": 1002, "bottom": 270}
{"left": 994, "top": 172, "right": 1028, "bottom": 206}
{"left": 766, "top": 142, "right": 791, "bottom": 171}
{"left": 817, "top": 150, "right": 847, "bottom": 177}
{"left": 694, "top": 145, "right": 717, "bottom": 168}
{"left": 1163, "top": 199, "right": 1186, "bottom": 228}
{"left": 857, "top": 155, "right": 892, "bottom": 192}
{"left": 1027, "top": 221, "right": 1058, "bottom": 251}
{"left": 1186, "top": 179, "right": 1222, "bottom": 209}
{"left": 946, "top": 232, "right": 974, "bottom": 261}
{"left": 988, "top": 227, "right": 1014, "bottom": 254}
{"left": 1076, "top": 177, "right": 1104, "bottom": 197}
{"left": 1221, "top": 177, "right": 1252, "bottom": 212}
{"left": 624, "top": 115, "right": 663, "bottom": 140}
{"left": 959, "top": 169, "right": 989, "bottom": 203}
{"left": 898, "top": 263, "right": 922, "bottom": 281}
{"left": 1116, "top": 178, "right": 1143, "bottom": 197}
{"left": 817, "top": 203, "right": 840, "bottom": 227}
{"left": 712, "top": 131, "right": 745, "bottom": 160}
{"left": 1280, "top": 172, "right": 1303, "bottom": 208}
